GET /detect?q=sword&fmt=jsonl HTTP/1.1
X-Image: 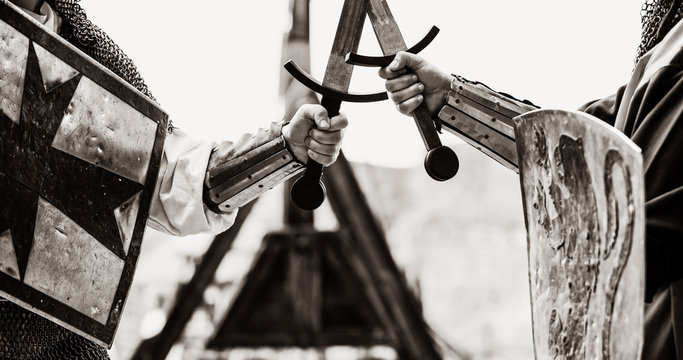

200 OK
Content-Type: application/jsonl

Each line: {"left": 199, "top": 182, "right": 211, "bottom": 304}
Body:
{"left": 347, "top": 0, "right": 459, "bottom": 181}
{"left": 285, "top": 0, "right": 386, "bottom": 210}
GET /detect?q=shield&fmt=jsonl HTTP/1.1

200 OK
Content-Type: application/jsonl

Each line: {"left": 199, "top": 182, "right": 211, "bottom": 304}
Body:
{"left": 0, "top": 1, "right": 167, "bottom": 347}
{"left": 515, "top": 109, "right": 644, "bottom": 359}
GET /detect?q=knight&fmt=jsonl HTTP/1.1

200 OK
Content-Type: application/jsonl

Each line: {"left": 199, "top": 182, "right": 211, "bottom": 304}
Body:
{"left": 379, "top": 0, "right": 683, "bottom": 358}
{"left": 0, "top": 0, "right": 348, "bottom": 358}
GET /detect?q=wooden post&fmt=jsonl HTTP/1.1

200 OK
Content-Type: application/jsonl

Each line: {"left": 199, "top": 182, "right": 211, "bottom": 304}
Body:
{"left": 282, "top": 0, "right": 317, "bottom": 226}
{"left": 288, "top": 232, "right": 322, "bottom": 346}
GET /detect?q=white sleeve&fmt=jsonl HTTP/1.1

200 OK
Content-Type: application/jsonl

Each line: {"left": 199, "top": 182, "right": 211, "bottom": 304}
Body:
{"left": 147, "top": 129, "right": 237, "bottom": 236}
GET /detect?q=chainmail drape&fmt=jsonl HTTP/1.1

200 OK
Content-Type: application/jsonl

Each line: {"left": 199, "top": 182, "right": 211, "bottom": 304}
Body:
{"left": 43, "top": 0, "right": 176, "bottom": 131}
{"left": 45, "top": 0, "right": 155, "bottom": 101}
{"left": 637, "top": 0, "right": 683, "bottom": 62}
{"left": 0, "top": 302, "right": 110, "bottom": 360}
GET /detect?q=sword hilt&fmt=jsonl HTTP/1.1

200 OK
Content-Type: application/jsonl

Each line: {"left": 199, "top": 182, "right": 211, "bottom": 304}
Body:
{"left": 290, "top": 96, "right": 341, "bottom": 210}
{"left": 345, "top": 34, "right": 459, "bottom": 181}
{"left": 284, "top": 59, "right": 388, "bottom": 210}
{"left": 413, "top": 102, "right": 459, "bottom": 181}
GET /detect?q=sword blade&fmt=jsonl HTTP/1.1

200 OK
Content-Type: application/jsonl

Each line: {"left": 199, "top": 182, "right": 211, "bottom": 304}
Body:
{"left": 366, "top": 0, "right": 407, "bottom": 53}
{"left": 322, "top": 0, "right": 369, "bottom": 91}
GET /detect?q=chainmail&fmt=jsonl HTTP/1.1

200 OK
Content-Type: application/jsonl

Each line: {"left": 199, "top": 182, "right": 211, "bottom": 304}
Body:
{"left": 0, "top": 302, "right": 109, "bottom": 360}
{"left": 44, "top": 0, "right": 176, "bottom": 131}
{"left": 636, "top": 0, "right": 683, "bottom": 62}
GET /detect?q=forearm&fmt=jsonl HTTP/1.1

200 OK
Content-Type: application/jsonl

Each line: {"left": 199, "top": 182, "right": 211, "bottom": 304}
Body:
{"left": 148, "top": 130, "right": 237, "bottom": 236}
{"left": 147, "top": 122, "right": 306, "bottom": 236}
{"left": 204, "top": 121, "right": 305, "bottom": 212}
{"left": 436, "top": 75, "right": 538, "bottom": 172}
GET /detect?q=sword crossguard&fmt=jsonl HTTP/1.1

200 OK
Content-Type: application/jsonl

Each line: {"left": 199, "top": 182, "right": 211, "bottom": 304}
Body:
{"left": 283, "top": 60, "right": 387, "bottom": 102}
{"left": 345, "top": 26, "right": 440, "bottom": 67}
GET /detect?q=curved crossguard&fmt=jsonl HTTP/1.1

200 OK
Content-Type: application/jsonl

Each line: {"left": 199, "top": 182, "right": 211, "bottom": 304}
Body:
{"left": 344, "top": 23, "right": 459, "bottom": 181}
{"left": 345, "top": 26, "right": 440, "bottom": 67}
{"left": 284, "top": 61, "right": 388, "bottom": 102}
{"left": 284, "top": 60, "right": 387, "bottom": 210}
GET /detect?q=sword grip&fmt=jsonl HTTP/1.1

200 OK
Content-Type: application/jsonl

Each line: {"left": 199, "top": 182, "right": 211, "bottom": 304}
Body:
{"left": 412, "top": 92, "right": 459, "bottom": 181}
{"left": 290, "top": 97, "right": 341, "bottom": 210}
{"left": 412, "top": 101, "right": 442, "bottom": 150}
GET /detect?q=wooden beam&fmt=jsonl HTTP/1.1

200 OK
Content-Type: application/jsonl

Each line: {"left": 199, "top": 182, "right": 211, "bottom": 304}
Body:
{"left": 323, "top": 154, "right": 442, "bottom": 360}
{"left": 130, "top": 200, "right": 257, "bottom": 360}
{"left": 323, "top": 239, "right": 395, "bottom": 340}
{"left": 282, "top": 0, "right": 317, "bottom": 226}
{"left": 288, "top": 233, "right": 322, "bottom": 346}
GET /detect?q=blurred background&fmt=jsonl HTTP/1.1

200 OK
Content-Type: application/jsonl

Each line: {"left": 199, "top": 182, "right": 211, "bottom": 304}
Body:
{"left": 77, "top": 0, "right": 643, "bottom": 359}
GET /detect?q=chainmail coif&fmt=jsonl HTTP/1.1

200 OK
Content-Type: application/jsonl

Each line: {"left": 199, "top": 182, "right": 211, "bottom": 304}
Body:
{"left": 45, "top": 0, "right": 157, "bottom": 103}
{"left": 637, "top": 0, "right": 683, "bottom": 62}
{"left": 47, "top": 0, "right": 179, "bottom": 131}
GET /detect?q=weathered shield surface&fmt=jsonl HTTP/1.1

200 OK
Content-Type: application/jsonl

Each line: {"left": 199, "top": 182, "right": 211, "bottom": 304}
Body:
{"left": 0, "top": 1, "right": 167, "bottom": 347}
{"left": 515, "top": 109, "right": 644, "bottom": 359}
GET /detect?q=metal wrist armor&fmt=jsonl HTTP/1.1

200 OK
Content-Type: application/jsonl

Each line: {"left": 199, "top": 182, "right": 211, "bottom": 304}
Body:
{"left": 437, "top": 75, "right": 538, "bottom": 172}
{"left": 204, "top": 123, "right": 305, "bottom": 212}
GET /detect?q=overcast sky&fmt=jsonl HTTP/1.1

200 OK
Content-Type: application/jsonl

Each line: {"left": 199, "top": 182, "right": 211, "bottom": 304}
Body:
{"left": 79, "top": 0, "right": 643, "bottom": 168}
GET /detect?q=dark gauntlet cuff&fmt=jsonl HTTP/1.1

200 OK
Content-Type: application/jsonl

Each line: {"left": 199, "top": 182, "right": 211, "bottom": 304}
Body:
{"left": 436, "top": 75, "right": 538, "bottom": 172}
{"left": 204, "top": 122, "right": 305, "bottom": 212}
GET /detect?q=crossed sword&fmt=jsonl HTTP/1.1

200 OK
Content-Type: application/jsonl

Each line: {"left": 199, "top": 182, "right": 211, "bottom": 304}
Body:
{"left": 285, "top": 0, "right": 459, "bottom": 210}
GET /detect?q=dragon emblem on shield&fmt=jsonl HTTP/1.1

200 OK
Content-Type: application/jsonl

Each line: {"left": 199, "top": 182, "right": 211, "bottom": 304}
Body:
{"left": 517, "top": 109, "right": 641, "bottom": 360}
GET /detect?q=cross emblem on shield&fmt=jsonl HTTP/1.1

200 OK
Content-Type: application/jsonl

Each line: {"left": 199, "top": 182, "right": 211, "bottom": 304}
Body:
{"left": 0, "top": 1, "right": 167, "bottom": 347}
